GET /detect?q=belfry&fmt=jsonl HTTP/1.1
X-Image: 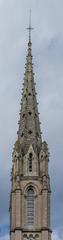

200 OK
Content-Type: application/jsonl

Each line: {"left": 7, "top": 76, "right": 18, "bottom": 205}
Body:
{"left": 10, "top": 16, "right": 52, "bottom": 240}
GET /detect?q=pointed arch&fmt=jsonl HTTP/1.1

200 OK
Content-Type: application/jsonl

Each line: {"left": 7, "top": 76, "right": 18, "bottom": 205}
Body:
{"left": 24, "top": 183, "right": 39, "bottom": 227}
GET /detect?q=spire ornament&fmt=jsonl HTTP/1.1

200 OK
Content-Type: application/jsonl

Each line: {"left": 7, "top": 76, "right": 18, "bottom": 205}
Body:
{"left": 26, "top": 9, "right": 34, "bottom": 43}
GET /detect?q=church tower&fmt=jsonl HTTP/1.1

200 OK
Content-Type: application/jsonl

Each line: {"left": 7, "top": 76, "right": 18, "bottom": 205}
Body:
{"left": 10, "top": 17, "right": 52, "bottom": 240}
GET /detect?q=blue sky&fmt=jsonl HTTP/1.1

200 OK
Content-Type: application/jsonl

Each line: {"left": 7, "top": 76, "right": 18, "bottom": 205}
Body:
{"left": 0, "top": 0, "right": 63, "bottom": 239}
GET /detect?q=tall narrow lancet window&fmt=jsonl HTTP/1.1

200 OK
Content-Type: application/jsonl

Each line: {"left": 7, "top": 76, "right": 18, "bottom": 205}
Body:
{"left": 29, "top": 152, "right": 32, "bottom": 172}
{"left": 27, "top": 188, "right": 34, "bottom": 225}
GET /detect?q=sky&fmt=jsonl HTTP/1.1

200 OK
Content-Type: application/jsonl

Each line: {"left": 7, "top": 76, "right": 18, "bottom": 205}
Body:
{"left": 0, "top": 0, "right": 63, "bottom": 239}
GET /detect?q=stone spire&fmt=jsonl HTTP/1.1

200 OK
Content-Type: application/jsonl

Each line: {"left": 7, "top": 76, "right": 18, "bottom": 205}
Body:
{"left": 10, "top": 18, "right": 52, "bottom": 240}
{"left": 17, "top": 18, "right": 42, "bottom": 155}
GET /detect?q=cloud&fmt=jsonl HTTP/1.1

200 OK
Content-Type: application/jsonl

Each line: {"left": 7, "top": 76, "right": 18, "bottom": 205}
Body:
{"left": 0, "top": 225, "right": 9, "bottom": 240}
{"left": 0, "top": 225, "right": 9, "bottom": 237}
{"left": 52, "top": 231, "right": 63, "bottom": 240}
{"left": 1, "top": 235, "right": 9, "bottom": 240}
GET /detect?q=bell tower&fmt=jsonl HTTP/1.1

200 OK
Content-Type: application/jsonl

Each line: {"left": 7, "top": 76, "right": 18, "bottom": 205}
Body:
{"left": 10, "top": 16, "right": 52, "bottom": 240}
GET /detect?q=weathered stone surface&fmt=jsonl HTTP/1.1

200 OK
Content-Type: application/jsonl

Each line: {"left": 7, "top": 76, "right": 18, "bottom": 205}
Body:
{"left": 10, "top": 26, "right": 52, "bottom": 240}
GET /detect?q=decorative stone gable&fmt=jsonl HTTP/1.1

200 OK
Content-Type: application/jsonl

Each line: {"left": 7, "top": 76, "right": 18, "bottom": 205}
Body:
{"left": 23, "top": 145, "right": 39, "bottom": 176}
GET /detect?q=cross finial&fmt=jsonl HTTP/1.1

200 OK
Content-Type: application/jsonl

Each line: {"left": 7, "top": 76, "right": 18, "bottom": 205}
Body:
{"left": 26, "top": 9, "right": 34, "bottom": 42}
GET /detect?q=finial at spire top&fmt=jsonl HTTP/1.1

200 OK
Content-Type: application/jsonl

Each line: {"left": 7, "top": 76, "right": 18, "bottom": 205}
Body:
{"left": 26, "top": 9, "right": 34, "bottom": 42}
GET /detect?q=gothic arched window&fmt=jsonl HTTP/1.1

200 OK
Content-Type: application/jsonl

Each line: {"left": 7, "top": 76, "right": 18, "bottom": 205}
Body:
{"left": 27, "top": 188, "right": 34, "bottom": 225}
